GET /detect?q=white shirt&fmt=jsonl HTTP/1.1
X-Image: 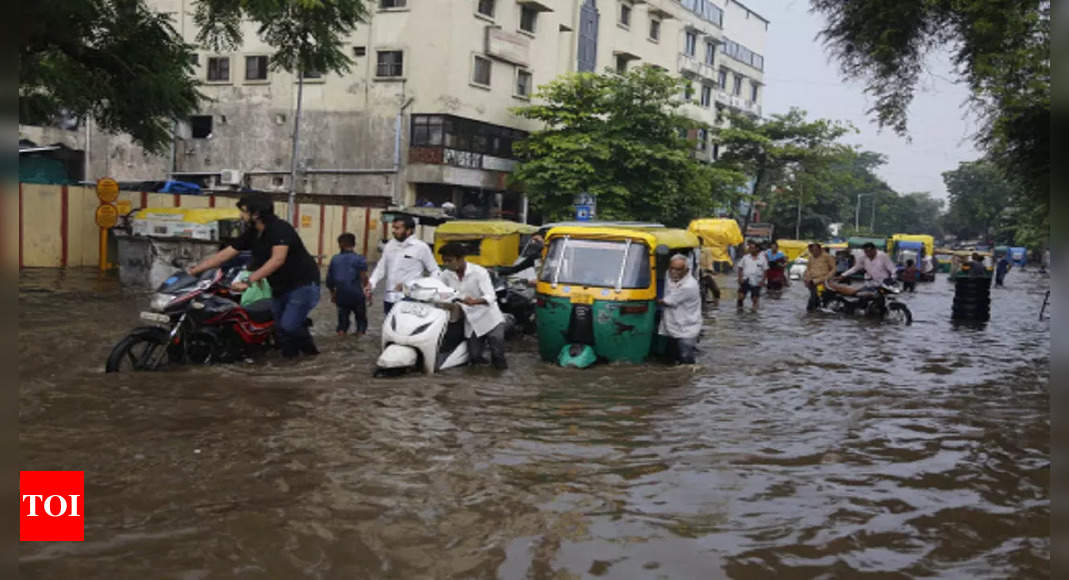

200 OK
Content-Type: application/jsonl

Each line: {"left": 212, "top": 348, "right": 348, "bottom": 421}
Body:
{"left": 842, "top": 250, "right": 897, "bottom": 282}
{"left": 921, "top": 255, "right": 935, "bottom": 273}
{"left": 659, "top": 274, "right": 702, "bottom": 339}
{"left": 368, "top": 236, "right": 440, "bottom": 303}
{"left": 737, "top": 253, "right": 769, "bottom": 286}
{"left": 440, "top": 262, "right": 505, "bottom": 338}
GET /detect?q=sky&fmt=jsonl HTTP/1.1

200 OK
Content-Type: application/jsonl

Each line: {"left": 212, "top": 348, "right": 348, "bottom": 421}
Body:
{"left": 742, "top": 0, "right": 981, "bottom": 202}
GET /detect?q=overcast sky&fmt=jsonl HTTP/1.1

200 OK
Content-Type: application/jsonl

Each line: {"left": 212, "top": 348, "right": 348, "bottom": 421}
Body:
{"left": 743, "top": 0, "right": 981, "bottom": 202}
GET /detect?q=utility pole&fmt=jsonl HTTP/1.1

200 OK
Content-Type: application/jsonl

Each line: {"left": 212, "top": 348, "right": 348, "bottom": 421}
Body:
{"left": 855, "top": 192, "right": 871, "bottom": 233}
{"left": 871, "top": 192, "right": 877, "bottom": 233}
{"left": 795, "top": 181, "right": 803, "bottom": 240}
{"left": 288, "top": 67, "right": 306, "bottom": 223}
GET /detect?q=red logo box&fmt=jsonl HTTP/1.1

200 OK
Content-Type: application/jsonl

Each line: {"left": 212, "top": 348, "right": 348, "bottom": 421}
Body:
{"left": 20, "top": 471, "right": 84, "bottom": 541}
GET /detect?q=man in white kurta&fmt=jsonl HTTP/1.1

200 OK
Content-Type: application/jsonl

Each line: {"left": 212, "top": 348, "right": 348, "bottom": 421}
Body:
{"left": 438, "top": 242, "right": 508, "bottom": 370}
{"left": 657, "top": 254, "right": 703, "bottom": 364}
{"left": 366, "top": 216, "right": 440, "bottom": 315}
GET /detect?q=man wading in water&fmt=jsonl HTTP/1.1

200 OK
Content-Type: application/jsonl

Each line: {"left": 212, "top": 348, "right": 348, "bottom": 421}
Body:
{"left": 189, "top": 195, "right": 322, "bottom": 359}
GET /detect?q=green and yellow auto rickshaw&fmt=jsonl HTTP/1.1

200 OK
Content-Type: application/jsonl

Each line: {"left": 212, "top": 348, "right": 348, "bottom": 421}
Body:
{"left": 535, "top": 226, "right": 701, "bottom": 368}
{"left": 432, "top": 220, "right": 538, "bottom": 269}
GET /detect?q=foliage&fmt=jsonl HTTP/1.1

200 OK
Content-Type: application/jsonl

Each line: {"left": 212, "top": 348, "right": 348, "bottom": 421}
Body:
{"left": 194, "top": 0, "right": 367, "bottom": 75}
{"left": 19, "top": 0, "right": 202, "bottom": 153}
{"left": 811, "top": 0, "right": 1050, "bottom": 240}
{"left": 712, "top": 108, "right": 854, "bottom": 236}
{"left": 511, "top": 67, "right": 745, "bottom": 226}
{"left": 941, "top": 161, "right": 1015, "bottom": 241}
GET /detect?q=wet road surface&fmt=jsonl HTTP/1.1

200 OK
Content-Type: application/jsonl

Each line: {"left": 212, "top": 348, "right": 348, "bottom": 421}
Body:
{"left": 19, "top": 268, "right": 1049, "bottom": 578}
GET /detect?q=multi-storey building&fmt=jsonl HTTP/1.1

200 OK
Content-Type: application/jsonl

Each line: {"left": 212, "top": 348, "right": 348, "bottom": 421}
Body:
{"left": 20, "top": 0, "right": 767, "bottom": 220}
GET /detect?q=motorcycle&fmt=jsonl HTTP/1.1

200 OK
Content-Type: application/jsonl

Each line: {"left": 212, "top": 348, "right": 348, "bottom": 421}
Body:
{"left": 492, "top": 272, "right": 536, "bottom": 338}
{"left": 374, "top": 277, "right": 470, "bottom": 376}
{"left": 105, "top": 267, "right": 285, "bottom": 372}
{"left": 820, "top": 278, "right": 913, "bottom": 325}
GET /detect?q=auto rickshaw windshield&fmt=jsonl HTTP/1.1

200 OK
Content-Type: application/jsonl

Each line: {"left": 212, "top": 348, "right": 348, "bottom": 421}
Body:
{"left": 539, "top": 237, "right": 651, "bottom": 289}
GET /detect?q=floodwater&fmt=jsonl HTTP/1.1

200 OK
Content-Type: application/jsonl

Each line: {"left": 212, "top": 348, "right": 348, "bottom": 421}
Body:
{"left": 19, "top": 268, "right": 1049, "bottom": 578}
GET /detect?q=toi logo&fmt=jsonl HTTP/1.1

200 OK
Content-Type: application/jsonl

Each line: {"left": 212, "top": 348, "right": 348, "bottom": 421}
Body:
{"left": 20, "top": 471, "right": 84, "bottom": 541}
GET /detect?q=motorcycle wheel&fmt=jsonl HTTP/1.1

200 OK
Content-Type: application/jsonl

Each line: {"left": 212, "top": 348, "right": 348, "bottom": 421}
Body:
{"left": 886, "top": 302, "right": 913, "bottom": 325}
{"left": 105, "top": 328, "right": 171, "bottom": 372}
{"left": 825, "top": 295, "right": 849, "bottom": 314}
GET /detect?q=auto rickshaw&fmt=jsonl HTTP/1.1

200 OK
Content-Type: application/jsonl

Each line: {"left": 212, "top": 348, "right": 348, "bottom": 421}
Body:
{"left": 535, "top": 226, "right": 701, "bottom": 368}
{"left": 934, "top": 248, "right": 955, "bottom": 274}
{"left": 431, "top": 220, "right": 538, "bottom": 268}
{"left": 775, "top": 239, "right": 810, "bottom": 262}
{"left": 688, "top": 218, "right": 743, "bottom": 273}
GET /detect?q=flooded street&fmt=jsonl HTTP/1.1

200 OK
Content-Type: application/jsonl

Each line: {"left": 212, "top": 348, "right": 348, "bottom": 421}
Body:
{"left": 19, "top": 268, "right": 1049, "bottom": 578}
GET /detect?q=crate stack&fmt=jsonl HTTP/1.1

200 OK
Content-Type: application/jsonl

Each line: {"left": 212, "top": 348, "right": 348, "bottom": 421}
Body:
{"left": 951, "top": 271, "right": 992, "bottom": 321}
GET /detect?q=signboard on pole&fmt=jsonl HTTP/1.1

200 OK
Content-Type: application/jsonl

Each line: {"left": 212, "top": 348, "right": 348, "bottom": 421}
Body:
{"left": 96, "top": 178, "right": 119, "bottom": 203}
{"left": 574, "top": 192, "right": 596, "bottom": 221}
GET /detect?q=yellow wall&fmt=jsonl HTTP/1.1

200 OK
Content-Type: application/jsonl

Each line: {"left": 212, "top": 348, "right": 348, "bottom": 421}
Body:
{"left": 19, "top": 183, "right": 385, "bottom": 269}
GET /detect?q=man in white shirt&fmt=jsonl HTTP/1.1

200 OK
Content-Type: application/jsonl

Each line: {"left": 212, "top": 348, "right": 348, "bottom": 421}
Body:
{"left": 657, "top": 255, "right": 702, "bottom": 364}
{"left": 736, "top": 241, "right": 769, "bottom": 309}
{"left": 828, "top": 242, "right": 897, "bottom": 295}
{"left": 366, "top": 216, "right": 440, "bottom": 315}
{"left": 438, "top": 242, "right": 508, "bottom": 370}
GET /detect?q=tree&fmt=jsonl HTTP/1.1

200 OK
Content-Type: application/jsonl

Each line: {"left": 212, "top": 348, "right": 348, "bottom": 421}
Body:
{"left": 20, "top": 0, "right": 202, "bottom": 153}
{"left": 941, "top": 161, "right": 1015, "bottom": 241}
{"left": 511, "top": 67, "right": 744, "bottom": 226}
{"left": 812, "top": 0, "right": 1050, "bottom": 238}
{"left": 194, "top": 0, "right": 368, "bottom": 219}
{"left": 712, "top": 108, "right": 853, "bottom": 238}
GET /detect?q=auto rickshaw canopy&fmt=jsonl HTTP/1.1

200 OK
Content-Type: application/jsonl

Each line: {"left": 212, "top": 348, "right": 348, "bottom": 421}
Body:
{"left": 774, "top": 239, "right": 810, "bottom": 262}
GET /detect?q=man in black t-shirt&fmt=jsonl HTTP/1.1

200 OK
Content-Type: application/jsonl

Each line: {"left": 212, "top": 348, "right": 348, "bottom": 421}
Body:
{"left": 189, "top": 195, "right": 321, "bottom": 358}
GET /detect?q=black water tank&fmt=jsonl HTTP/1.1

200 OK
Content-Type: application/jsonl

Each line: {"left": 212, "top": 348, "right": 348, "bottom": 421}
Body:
{"left": 952, "top": 273, "right": 992, "bottom": 321}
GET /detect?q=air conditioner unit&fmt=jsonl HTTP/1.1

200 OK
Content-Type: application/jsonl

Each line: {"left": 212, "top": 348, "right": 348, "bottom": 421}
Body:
{"left": 218, "top": 169, "right": 243, "bottom": 186}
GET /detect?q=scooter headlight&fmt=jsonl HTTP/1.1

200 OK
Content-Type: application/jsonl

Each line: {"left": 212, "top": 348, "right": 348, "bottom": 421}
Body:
{"left": 150, "top": 293, "right": 175, "bottom": 312}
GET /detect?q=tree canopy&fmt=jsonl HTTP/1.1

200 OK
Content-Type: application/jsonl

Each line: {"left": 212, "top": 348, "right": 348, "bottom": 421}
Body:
{"left": 811, "top": 0, "right": 1050, "bottom": 240}
{"left": 941, "top": 161, "right": 1015, "bottom": 242}
{"left": 511, "top": 67, "right": 744, "bottom": 226}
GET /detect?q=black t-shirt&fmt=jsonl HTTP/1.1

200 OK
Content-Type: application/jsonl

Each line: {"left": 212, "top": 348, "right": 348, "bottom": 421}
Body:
{"left": 231, "top": 217, "right": 320, "bottom": 294}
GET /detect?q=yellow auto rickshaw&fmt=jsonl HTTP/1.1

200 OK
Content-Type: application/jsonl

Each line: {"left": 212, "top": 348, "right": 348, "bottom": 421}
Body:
{"left": 432, "top": 220, "right": 538, "bottom": 268}
{"left": 535, "top": 226, "right": 701, "bottom": 367}
{"left": 688, "top": 218, "right": 743, "bottom": 272}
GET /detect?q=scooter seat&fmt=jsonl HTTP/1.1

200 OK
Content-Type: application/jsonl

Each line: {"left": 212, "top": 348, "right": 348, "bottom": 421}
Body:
{"left": 244, "top": 299, "right": 274, "bottom": 323}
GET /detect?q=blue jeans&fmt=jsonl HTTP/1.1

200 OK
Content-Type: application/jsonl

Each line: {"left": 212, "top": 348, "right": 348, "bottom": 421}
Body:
{"left": 337, "top": 299, "right": 367, "bottom": 333}
{"left": 271, "top": 283, "right": 321, "bottom": 357}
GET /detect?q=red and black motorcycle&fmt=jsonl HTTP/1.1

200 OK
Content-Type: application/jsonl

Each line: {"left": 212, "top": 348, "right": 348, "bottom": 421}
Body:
{"left": 105, "top": 267, "right": 283, "bottom": 372}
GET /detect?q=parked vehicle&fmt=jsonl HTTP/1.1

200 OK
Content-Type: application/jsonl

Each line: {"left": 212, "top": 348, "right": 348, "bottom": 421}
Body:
{"left": 105, "top": 266, "right": 284, "bottom": 372}
{"left": 432, "top": 220, "right": 538, "bottom": 270}
{"left": 535, "top": 226, "right": 701, "bottom": 368}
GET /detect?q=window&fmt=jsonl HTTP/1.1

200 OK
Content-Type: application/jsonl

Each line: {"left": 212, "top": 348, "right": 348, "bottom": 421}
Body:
{"left": 616, "top": 55, "right": 628, "bottom": 74}
{"left": 207, "top": 56, "right": 230, "bottom": 81}
{"left": 717, "top": 68, "right": 727, "bottom": 89}
{"left": 520, "top": 5, "right": 537, "bottom": 33}
{"left": 700, "top": 84, "right": 712, "bottom": 107}
{"left": 411, "top": 115, "right": 445, "bottom": 146}
{"left": 376, "top": 50, "right": 404, "bottom": 77}
{"left": 697, "top": 128, "right": 707, "bottom": 150}
{"left": 684, "top": 32, "right": 697, "bottom": 57}
{"left": 245, "top": 56, "right": 268, "bottom": 81}
{"left": 733, "top": 74, "right": 743, "bottom": 96}
{"left": 353, "top": 46, "right": 366, "bottom": 57}
{"left": 649, "top": 18, "right": 660, "bottom": 41}
{"left": 477, "top": 0, "right": 495, "bottom": 18}
{"left": 750, "top": 82, "right": 759, "bottom": 103}
{"left": 540, "top": 238, "right": 651, "bottom": 289}
{"left": 189, "top": 53, "right": 200, "bottom": 66}
{"left": 472, "top": 55, "right": 492, "bottom": 86}
{"left": 705, "top": 42, "right": 716, "bottom": 65}
{"left": 684, "top": 82, "right": 694, "bottom": 101}
{"left": 619, "top": 3, "right": 631, "bottom": 27}
{"left": 190, "top": 116, "right": 213, "bottom": 139}
{"left": 516, "top": 69, "right": 532, "bottom": 97}
{"left": 380, "top": 0, "right": 406, "bottom": 8}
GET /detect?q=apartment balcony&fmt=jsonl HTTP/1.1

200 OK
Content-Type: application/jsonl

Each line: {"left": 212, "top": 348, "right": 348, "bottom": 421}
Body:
{"left": 716, "top": 90, "right": 762, "bottom": 117}
{"left": 677, "top": 53, "right": 717, "bottom": 82}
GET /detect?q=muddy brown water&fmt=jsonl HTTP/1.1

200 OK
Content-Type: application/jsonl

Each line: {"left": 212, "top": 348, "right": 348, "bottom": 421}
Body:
{"left": 19, "top": 268, "right": 1049, "bottom": 578}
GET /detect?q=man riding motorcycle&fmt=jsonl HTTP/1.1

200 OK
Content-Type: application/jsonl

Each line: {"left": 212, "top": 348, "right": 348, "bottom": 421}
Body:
{"left": 825, "top": 242, "right": 897, "bottom": 296}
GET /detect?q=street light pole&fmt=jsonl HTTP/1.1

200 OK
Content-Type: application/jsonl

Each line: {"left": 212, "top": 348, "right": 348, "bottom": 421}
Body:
{"left": 855, "top": 193, "right": 872, "bottom": 232}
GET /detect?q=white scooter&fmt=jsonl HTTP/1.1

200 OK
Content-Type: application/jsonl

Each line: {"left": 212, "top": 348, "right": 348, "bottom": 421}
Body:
{"left": 374, "top": 277, "right": 470, "bottom": 376}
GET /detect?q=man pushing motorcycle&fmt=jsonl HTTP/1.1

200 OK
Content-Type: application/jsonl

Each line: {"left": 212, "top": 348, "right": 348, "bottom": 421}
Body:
{"left": 825, "top": 242, "right": 897, "bottom": 295}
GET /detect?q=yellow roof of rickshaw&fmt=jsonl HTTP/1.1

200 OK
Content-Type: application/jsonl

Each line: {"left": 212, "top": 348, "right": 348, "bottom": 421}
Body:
{"left": 775, "top": 239, "right": 811, "bottom": 250}
{"left": 825, "top": 242, "right": 848, "bottom": 249}
{"left": 434, "top": 220, "right": 538, "bottom": 236}
{"left": 544, "top": 226, "right": 699, "bottom": 252}
{"left": 688, "top": 218, "right": 744, "bottom": 247}
{"left": 645, "top": 228, "right": 701, "bottom": 249}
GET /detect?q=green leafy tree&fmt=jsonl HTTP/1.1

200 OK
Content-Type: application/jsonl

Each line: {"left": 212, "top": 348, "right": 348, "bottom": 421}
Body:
{"left": 20, "top": 0, "right": 202, "bottom": 153}
{"left": 511, "top": 67, "right": 744, "bottom": 226}
{"left": 812, "top": 0, "right": 1049, "bottom": 238}
{"left": 712, "top": 108, "right": 853, "bottom": 238}
{"left": 941, "top": 161, "right": 1014, "bottom": 241}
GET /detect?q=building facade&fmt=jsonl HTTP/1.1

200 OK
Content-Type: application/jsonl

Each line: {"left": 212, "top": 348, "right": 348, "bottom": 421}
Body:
{"left": 20, "top": 0, "right": 767, "bottom": 219}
